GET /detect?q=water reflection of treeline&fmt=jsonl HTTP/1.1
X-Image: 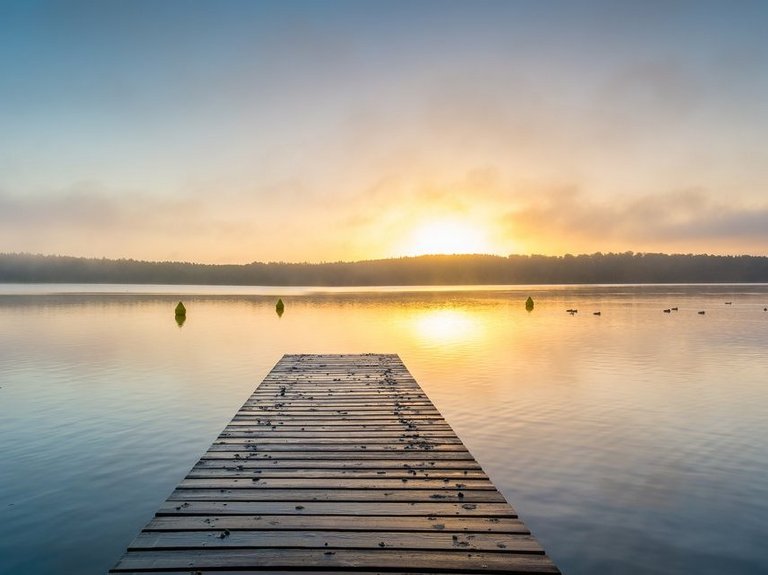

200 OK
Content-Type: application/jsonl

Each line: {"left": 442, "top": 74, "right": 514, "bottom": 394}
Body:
{"left": 3, "top": 252, "right": 768, "bottom": 285}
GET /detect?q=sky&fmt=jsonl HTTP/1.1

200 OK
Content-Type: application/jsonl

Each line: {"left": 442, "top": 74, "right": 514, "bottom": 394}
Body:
{"left": 2, "top": 0, "right": 768, "bottom": 264}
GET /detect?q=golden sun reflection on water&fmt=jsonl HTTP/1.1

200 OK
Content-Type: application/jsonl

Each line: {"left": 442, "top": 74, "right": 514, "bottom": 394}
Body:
{"left": 410, "top": 308, "right": 486, "bottom": 346}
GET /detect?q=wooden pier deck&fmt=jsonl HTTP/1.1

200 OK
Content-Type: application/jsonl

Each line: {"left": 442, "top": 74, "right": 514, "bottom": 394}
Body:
{"left": 110, "top": 353, "right": 559, "bottom": 574}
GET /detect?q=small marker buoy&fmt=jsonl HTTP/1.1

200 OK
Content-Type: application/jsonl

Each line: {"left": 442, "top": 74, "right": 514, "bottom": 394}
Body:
{"left": 276, "top": 298, "right": 285, "bottom": 317}
{"left": 525, "top": 296, "right": 534, "bottom": 311}
{"left": 174, "top": 302, "right": 186, "bottom": 327}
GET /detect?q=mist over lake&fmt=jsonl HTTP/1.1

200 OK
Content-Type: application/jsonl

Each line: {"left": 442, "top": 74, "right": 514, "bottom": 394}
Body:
{"left": 1, "top": 284, "right": 767, "bottom": 574}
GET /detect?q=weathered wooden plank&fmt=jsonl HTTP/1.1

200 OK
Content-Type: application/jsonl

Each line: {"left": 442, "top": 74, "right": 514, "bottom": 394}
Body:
{"left": 197, "top": 460, "right": 481, "bottom": 471}
{"left": 220, "top": 430, "right": 460, "bottom": 438}
{"left": 246, "top": 395, "right": 433, "bottom": 401}
{"left": 225, "top": 425, "right": 454, "bottom": 433}
{"left": 250, "top": 397, "right": 431, "bottom": 402}
{"left": 243, "top": 397, "right": 437, "bottom": 403}
{"left": 265, "top": 372, "right": 414, "bottom": 377}
{"left": 113, "top": 572, "right": 537, "bottom": 575}
{"left": 249, "top": 392, "right": 427, "bottom": 398}
{"left": 112, "top": 548, "right": 559, "bottom": 573}
{"left": 226, "top": 416, "right": 450, "bottom": 424}
{"left": 251, "top": 388, "right": 422, "bottom": 392}
{"left": 230, "top": 418, "right": 450, "bottom": 426}
{"left": 213, "top": 436, "right": 465, "bottom": 445}
{"left": 145, "top": 515, "right": 528, "bottom": 533}
{"left": 260, "top": 373, "right": 418, "bottom": 378}
{"left": 258, "top": 381, "right": 420, "bottom": 386}
{"left": 242, "top": 406, "right": 440, "bottom": 412}
{"left": 249, "top": 410, "right": 438, "bottom": 415}
{"left": 207, "top": 443, "right": 469, "bottom": 452}
{"left": 222, "top": 430, "right": 444, "bottom": 436}
{"left": 256, "top": 385, "right": 425, "bottom": 389}
{"left": 158, "top": 501, "right": 517, "bottom": 517}
{"left": 110, "top": 354, "right": 558, "bottom": 575}
{"left": 187, "top": 467, "right": 489, "bottom": 479}
{"left": 259, "top": 381, "right": 421, "bottom": 386}
{"left": 113, "top": 572, "right": 534, "bottom": 575}
{"left": 258, "top": 388, "right": 428, "bottom": 392}
{"left": 255, "top": 380, "right": 420, "bottom": 385}
{"left": 179, "top": 478, "right": 493, "bottom": 489}
{"left": 216, "top": 436, "right": 462, "bottom": 443}
{"left": 201, "top": 451, "right": 477, "bottom": 460}
{"left": 240, "top": 410, "right": 443, "bottom": 416}
{"left": 168, "top": 488, "right": 507, "bottom": 503}
{"left": 228, "top": 420, "right": 450, "bottom": 428}
{"left": 272, "top": 376, "right": 418, "bottom": 379}
{"left": 193, "top": 459, "right": 483, "bottom": 470}
{"left": 255, "top": 391, "right": 429, "bottom": 395}
{"left": 225, "top": 421, "right": 453, "bottom": 428}
{"left": 210, "top": 442, "right": 466, "bottom": 450}
{"left": 129, "top": 530, "right": 543, "bottom": 553}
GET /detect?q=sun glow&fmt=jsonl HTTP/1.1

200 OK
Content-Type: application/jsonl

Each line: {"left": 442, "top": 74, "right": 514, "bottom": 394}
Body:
{"left": 404, "top": 219, "right": 492, "bottom": 256}
{"left": 411, "top": 308, "right": 484, "bottom": 346}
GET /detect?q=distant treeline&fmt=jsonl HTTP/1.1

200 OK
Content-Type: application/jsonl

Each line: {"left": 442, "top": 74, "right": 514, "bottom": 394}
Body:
{"left": 2, "top": 252, "right": 768, "bottom": 285}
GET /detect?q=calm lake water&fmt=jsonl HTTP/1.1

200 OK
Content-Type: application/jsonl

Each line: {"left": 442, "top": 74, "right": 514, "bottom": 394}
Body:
{"left": 1, "top": 284, "right": 767, "bottom": 574}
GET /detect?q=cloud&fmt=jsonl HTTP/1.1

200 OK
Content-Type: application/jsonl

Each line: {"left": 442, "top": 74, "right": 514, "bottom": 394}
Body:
{"left": 503, "top": 185, "right": 768, "bottom": 254}
{"left": 0, "top": 184, "right": 264, "bottom": 262}
{"left": 0, "top": 183, "right": 199, "bottom": 229}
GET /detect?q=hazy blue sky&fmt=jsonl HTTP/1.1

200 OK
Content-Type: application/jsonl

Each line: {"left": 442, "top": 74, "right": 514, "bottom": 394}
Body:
{"left": 2, "top": 0, "right": 768, "bottom": 262}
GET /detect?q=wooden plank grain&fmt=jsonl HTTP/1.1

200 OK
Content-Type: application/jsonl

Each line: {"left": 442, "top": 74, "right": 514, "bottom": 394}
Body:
{"left": 206, "top": 443, "right": 469, "bottom": 452}
{"left": 178, "top": 478, "right": 495, "bottom": 489}
{"left": 168, "top": 488, "right": 507, "bottom": 503}
{"left": 112, "top": 548, "right": 559, "bottom": 573}
{"left": 128, "top": 529, "right": 544, "bottom": 553}
{"left": 212, "top": 436, "right": 464, "bottom": 445}
{"left": 219, "top": 430, "right": 460, "bottom": 439}
{"left": 192, "top": 458, "right": 483, "bottom": 470}
{"left": 144, "top": 515, "right": 529, "bottom": 534}
{"left": 187, "top": 468, "right": 490, "bottom": 480}
{"left": 201, "top": 451, "right": 477, "bottom": 460}
{"left": 225, "top": 422, "right": 454, "bottom": 429}
{"left": 113, "top": 572, "right": 538, "bottom": 575}
{"left": 157, "top": 500, "right": 517, "bottom": 517}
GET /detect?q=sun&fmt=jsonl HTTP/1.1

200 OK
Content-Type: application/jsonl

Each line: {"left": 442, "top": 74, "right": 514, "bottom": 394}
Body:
{"left": 404, "top": 219, "right": 492, "bottom": 256}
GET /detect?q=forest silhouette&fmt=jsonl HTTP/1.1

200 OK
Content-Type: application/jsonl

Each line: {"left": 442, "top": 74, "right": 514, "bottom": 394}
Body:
{"left": 3, "top": 252, "right": 768, "bottom": 285}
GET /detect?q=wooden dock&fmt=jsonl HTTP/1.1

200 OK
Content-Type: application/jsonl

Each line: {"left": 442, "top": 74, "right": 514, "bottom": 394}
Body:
{"left": 110, "top": 353, "right": 559, "bottom": 574}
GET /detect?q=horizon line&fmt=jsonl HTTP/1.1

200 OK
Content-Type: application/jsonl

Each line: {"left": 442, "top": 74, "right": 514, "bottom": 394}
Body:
{"left": 4, "top": 250, "right": 768, "bottom": 267}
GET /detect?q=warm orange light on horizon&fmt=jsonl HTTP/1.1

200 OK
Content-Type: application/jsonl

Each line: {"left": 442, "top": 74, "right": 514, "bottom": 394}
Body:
{"left": 402, "top": 219, "right": 494, "bottom": 256}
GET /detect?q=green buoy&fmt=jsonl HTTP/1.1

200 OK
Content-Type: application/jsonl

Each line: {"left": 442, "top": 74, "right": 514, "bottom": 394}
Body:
{"left": 276, "top": 298, "right": 285, "bottom": 317}
{"left": 174, "top": 301, "right": 187, "bottom": 327}
{"left": 525, "top": 296, "right": 534, "bottom": 311}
